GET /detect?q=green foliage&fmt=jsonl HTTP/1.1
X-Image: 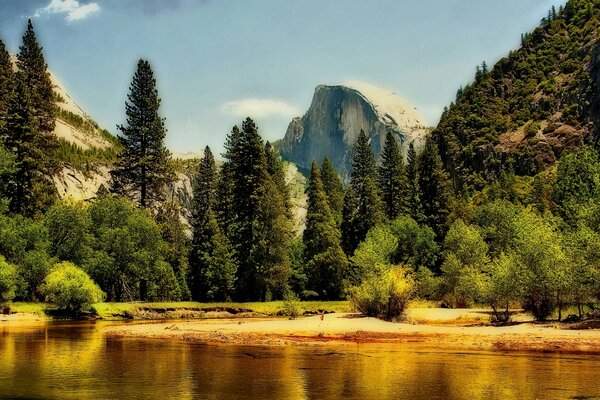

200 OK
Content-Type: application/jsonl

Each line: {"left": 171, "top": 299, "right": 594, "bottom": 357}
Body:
{"left": 349, "top": 266, "right": 415, "bottom": 321}
{"left": 42, "top": 261, "right": 104, "bottom": 312}
{"left": 320, "top": 157, "right": 344, "bottom": 223}
{"left": 481, "top": 252, "right": 525, "bottom": 322}
{"left": 0, "top": 256, "right": 17, "bottom": 307}
{"left": 44, "top": 201, "right": 91, "bottom": 265}
{"left": 55, "top": 138, "right": 120, "bottom": 168}
{"left": 111, "top": 59, "right": 174, "bottom": 208}
{"left": 341, "top": 130, "right": 384, "bottom": 255}
{"left": 378, "top": 132, "right": 409, "bottom": 220}
{"left": 303, "top": 161, "right": 348, "bottom": 299}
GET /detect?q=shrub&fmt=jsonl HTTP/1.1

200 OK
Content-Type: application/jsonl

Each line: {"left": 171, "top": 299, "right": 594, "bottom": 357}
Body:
{"left": 349, "top": 266, "right": 415, "bottom": 321}
{"left": 42, "top": 262, "right": 104, "bottom": 313}
{"left": 0, "top": 256, "right": 17, "bottom": 309}
{"left": 281, "top": 290, "right": 301, "bottom": 319}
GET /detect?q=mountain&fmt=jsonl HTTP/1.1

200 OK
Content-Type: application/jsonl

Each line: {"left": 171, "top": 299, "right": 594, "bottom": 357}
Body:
{"left": 433, "top": 0, "right": 600, "bottom": 191}
{"left": 280, "top": 81, "right": 430, "bottom": 179}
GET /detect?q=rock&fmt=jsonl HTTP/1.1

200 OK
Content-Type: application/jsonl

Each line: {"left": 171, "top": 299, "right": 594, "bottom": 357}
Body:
{"left": 280, "top": 81, "right": 430, "bottom": 180}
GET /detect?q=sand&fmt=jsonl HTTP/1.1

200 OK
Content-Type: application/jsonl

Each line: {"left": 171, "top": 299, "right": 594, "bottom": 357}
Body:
{"left": 102, "top": 311, "right": 600, "bottom": 354}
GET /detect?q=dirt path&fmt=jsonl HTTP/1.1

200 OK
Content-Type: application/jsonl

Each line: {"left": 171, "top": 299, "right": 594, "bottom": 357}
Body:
{"left": 103, "top": 312, "right": 600, "bottom": 354}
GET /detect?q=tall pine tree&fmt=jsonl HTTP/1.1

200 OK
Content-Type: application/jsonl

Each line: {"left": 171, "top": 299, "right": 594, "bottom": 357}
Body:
{"left": 265, "top": 141, "right": 291, "bottom": 216}
{"left": 189, "top": 146, "right": 236, "bottom": 301}
{"left": 341, "top": 130, "right": 383, "bottom": 255}
{"left": 406, "top": 142, "right": 423, "bottom": 222}
{"left": 320, "top": 157, "right": 344, "bottom": 223}
{"left": 418, "top": 137, "right": 453, "bottom": 239}
{"left": 303, "top": 160, "right": 347, "bottom": 299}
{"left": 378, "top": 132, "right": 409, "bottom": 220}
{"left": 0, "top": 39, "right": 13, "bottom": 133}
{"left": 111, "top": 59, "right": 174, "bottom": 209}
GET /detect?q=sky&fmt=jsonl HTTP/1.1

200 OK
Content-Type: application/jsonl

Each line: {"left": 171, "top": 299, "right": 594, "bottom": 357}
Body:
{"left": 0, "top": 0, "right": 565, "bottom": 155}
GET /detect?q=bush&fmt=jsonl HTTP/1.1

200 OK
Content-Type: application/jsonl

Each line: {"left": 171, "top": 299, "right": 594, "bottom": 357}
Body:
{"left": 0, "top": 256, "right": 17, "bottom": 309}
{"left": 42, "top": 262, "right": 104, "bottom": 313}
{"left": 349, "top": 266, "right": 415, "bottom": 321}
{"left": 281, "top": 290, "right": 301, "bottom": 319}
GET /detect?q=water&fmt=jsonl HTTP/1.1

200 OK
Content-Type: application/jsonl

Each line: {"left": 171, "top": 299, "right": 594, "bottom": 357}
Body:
{"left": 1, "top": 321, "right": 600, "bottom": 399}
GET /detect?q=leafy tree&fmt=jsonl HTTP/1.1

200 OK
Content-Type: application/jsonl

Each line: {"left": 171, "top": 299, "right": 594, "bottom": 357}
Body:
{"left": 350, "top": 223, "right": 398, "bottom": 285}
{"left": 378, "top": 132, "right": 409, "bottom": 219}
{"left": 482, "top": 252, "right": 525, "bottom": 322}
{"left": 303, "top": 160, "right": 347, "bottom": 299}
{"left": 111, "top": 59, "right": 174, "bottom": 209}
{"left": 44, "top": 201, "right": 91, "bottom": 265}
{"left": 320, "top": 157, "right": 344, "bottom": 222}
{"left": 553, "top": 146, "right": 600, "bottom": 225}
{"left": 439, "top": 220, "right": 490, "bottom": 307}
{"left": 0, "top": 256, "right": 17, "bottom": 309}
{"left": 418, "top": 137, "right": 454, "bottom": 239}
{"left": 341, "top": 130, "right": 383, "bottom": 255}
{"left": 42, "top": 262, "right": 104, "bottom": 313}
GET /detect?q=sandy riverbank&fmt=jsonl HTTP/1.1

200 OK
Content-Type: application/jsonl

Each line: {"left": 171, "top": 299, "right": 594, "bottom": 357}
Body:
{"left": 103, "top": 311, "right": 600, "bottom": 354}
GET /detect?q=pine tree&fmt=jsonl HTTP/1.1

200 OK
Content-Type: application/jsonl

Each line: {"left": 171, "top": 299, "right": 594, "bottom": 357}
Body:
{"left": 303, "top": 160, "right": 347, "bottom": 299}
{"left": 418, "top": 137, "right": 453, "bottom": 239}
{"left": 223, "top": 118, "right": 292, "bottom": 301}
{"left": 3, "top": 74, "right": 54, "bottom": 216}
{"left": 189, "top": 146, "right": 236, "bottom": 301}
{"left": 406, "top": 142, "right": 423, "bottom": 222}
{"left": 341, "top": 130, "right": 383, "bottom": 255}
{"left": 16, "top": 20, "right": 56, "bottom": 148}
{"left": 320, "top": 157, "right": 344, "bottom": 223}
{"left": 341, "top": 186, "right": 359, "bottom": 255}
{"left": 0, "top": 39, "right": 13, "bottom": 134}
{"left": 378, "top": 132, "right": 409, "bottom": 220}
{"left": 265, "top": 141, "right": 291, "bottom": 216}
{"left": 111, "top": 59, "right": 174, "bottom": 209}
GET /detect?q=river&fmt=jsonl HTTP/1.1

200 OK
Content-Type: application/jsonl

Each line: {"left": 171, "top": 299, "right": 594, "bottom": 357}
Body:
{"left": 1, "top": 321, "right": 600, "bottom": 399}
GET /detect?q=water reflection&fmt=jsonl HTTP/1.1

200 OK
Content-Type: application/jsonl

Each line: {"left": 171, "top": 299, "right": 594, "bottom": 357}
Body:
{"left": 1, "top": 321, "right": 600, "bottom": 399}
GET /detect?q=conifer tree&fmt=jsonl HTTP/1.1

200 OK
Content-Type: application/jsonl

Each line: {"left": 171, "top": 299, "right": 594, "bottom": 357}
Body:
{"left": 265, "top": 141, "right": 291, "bottom": 216}
{"left": 0, "top": 39, "right": 13, "bottom": 133}
{"left": 111, "top": 59, "right": 174, "bottom": 209}
{"left": 418, "top": 137, "right": 453, "bottom": 239}
{"left": 341, "top": 186, "right": 359, "bottom": 255}
{"left": 303, "top": 160, "right": 347, "bottom": 299}
{"left": 16, "top": 20, "right": 56, "bottom": 146}
{"left": 189, "top": 146, "right": 236, "bottom": 301}
{"left": 3, "top": 74, "right": 53, "bottom": 216}
{"left": 406, "top": 142, "right": 423, "bottom": 221}
{"left": 320, "top": 157, "right": 344, "bottom": 223}
{"left": 378, "top": 132, "right": 409, "bottom": 220}
{"left": 341, "top": 130, "right": 383, "bottom": 255}
{"left": 223, "top": 118, "right": 292, "bottom": 301}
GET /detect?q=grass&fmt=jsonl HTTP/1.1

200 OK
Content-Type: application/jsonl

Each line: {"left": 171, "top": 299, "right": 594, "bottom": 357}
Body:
{"left": 8, "top": 301, "right": 351, "bottom": 320}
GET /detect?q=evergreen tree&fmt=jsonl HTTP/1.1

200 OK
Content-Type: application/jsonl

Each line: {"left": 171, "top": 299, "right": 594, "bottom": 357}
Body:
{"left": 303, "top": 160, "right": 347, "bottom": 299}
{"left": 340, "top": 130, "right": 383, "bottom": 255}
{"left": 406, "top": 142, "right": 423, "bottom": 221}
{"left": 0, "top": 39, "right": 13, "bottom": 133}
{"left": 341, "top": 186, "right": 359, "bottom": 255}
{"left": 265, "top": 141, "right": 291, "bottom": 216}
{"left": 418, "top": 137, "right": 453, "bottom": 239}
{"left": 378, "top": 132, "right": 409, "bottom": 220}
{"left": 111, "top": 59, "right": 174, "bottom": 209}
{"left": 223, "top": 118, "right": 292, "bottom": 301}
{"left": 16, "top": 20, "right": 56, "bottom": 150}
{"left": 320, "top": 157, "right": 344, "bottom": 223}
{"left": 189, "top": 146, "right": 236, "bottom": 301}
{"left": 3, "top": 75, "right": 54, "bottom": 216}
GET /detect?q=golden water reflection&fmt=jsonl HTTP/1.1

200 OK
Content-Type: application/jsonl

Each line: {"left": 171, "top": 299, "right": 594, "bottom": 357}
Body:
{"left": 1, "top": 321, "right": 600, "bottom": 399}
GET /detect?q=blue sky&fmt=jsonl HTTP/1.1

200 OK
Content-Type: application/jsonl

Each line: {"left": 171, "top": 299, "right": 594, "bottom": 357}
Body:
{"left": 0, "top": 0, "right": 564, "bottom": 154}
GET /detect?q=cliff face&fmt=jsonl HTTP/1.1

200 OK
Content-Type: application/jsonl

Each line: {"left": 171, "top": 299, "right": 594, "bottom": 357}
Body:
{"left": 280, "top": 81, "right": 430, "bottom": 179}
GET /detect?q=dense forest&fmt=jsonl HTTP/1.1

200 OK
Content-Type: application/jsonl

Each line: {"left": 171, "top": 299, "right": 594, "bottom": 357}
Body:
{"left": 1, "top": 2, "right": 600, "bottom": 323}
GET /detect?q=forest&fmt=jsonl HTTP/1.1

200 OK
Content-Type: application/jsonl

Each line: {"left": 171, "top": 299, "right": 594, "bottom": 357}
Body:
{"left": 1, "top": 2, "right": 600, "bottom": 324}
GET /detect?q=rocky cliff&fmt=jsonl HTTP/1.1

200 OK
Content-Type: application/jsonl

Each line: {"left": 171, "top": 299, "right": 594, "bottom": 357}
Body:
{"left": 280, "top": 81, "right": 430, "bottom": 179}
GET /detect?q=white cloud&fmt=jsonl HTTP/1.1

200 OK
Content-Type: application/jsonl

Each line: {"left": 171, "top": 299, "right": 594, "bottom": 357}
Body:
{"left": 35, "top": 0, "right": 100, "bottom": 22}
{"left": 221, "top": 99, "right": 300, "bottom": 119}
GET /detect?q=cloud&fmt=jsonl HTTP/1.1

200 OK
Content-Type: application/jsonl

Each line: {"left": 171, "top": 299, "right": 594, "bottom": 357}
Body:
{"left": 221, "top": 99, "right": 300, "bottom": 119}
{"left": 35, "top": 0, "right": 100, "bottom": 22}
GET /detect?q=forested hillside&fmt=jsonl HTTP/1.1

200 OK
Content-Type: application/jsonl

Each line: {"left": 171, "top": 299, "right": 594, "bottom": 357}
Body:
{"left": 434, "top": 0, "right": 600, "bottom": 191}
